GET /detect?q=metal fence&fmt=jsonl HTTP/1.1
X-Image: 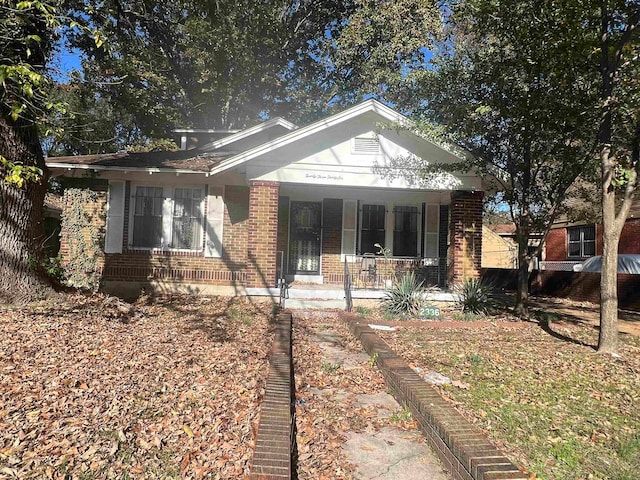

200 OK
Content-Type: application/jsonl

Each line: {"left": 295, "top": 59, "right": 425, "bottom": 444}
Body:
{"left": 343, "top": 255, "right": 447, "bottom": 289}
{"left": 538, "top": 261, "right": 582, "bottom": 272}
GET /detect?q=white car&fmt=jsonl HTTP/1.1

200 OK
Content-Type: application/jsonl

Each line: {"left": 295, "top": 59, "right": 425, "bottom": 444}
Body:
{"left": 572, "top": 254, "right": 640, "bottom": 274}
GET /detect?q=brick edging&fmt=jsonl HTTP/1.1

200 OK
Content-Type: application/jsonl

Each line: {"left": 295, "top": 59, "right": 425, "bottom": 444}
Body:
{"left": 250, "top": 312, "right": 294, "bottom": 479}
{"left": 340, "top": 313, "right": 528, "bottom": 480}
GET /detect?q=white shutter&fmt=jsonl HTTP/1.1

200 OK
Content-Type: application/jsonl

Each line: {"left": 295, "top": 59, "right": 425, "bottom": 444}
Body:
{"left": 424, "top": 204, "right": 439, "bottom": 258}
{"left": 104, "top": 181, "right": 125, "bottom": 253}
{"left": 341, "top": 200, "right": 357, "bottom": 260}
{"left": 205, "top": 186, "right": 225, "bottom": 257}
{"left": 161, "top": 186, "right": 173, "bottom": 249}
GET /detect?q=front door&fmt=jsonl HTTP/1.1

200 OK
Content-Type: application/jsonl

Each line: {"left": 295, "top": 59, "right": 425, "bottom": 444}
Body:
{"left": 289, "top": 201, "right": 322, "bottom": 275}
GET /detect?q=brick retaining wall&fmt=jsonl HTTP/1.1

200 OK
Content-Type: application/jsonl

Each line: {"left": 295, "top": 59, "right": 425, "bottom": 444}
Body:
{"left": 250, "top": 312, "right": 294, "bottom": 480}
{"left": 340, "top": 313, "right": 527, "bottom": 480}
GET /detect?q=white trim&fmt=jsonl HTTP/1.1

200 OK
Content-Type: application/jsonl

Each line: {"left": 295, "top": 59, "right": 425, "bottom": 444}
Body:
{"left": 172, "top": 128, "right": 240, "bottom": 134}
{"left": 200, "top": 117, "right": 297, "bottom": 151}
{"left": 209, "top": 99, "right": 421, "bottom": 176}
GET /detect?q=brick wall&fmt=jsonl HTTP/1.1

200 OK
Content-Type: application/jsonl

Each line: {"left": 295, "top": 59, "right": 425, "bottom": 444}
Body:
{"left": 545, "top": 228, "right": 566, "bottom": 261}
{"left": 449, "top": 191, "right": 483, "bottom": 284}
{"left": 321, "top": 198, "right": 343, "bottom": 283}
{"left": 246, "top": 181, "right": 280, "bottom": 288}
{"left": 619, "top": 218, "right": 640, "bottom": 254}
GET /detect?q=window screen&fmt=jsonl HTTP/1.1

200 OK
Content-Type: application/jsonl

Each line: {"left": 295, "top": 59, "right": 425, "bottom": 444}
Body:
{"left": 172, "top": 188, "right": 203, "bottom": 249}
{"left": 132, "top": 187, "right": 163, "bottom": 248}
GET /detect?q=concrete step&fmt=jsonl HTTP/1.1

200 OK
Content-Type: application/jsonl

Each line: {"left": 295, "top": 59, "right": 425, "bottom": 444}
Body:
{"left": 285, "top": 298, "right": 345, "bottom": 309}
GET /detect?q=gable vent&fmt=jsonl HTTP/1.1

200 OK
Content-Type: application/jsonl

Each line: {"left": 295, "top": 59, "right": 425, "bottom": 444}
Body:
{"left": 353, "top": 137, "right": 380, "bottom": 153}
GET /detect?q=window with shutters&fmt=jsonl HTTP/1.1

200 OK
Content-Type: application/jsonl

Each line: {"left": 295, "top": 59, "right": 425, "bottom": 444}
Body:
{"left": 130, "top": 185, "right": 204, "bottom": 251}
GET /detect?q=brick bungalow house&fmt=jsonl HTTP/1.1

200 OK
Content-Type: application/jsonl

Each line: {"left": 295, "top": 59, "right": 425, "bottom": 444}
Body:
{"left": 47, "top": 100, "right": 486, "bottom": 299}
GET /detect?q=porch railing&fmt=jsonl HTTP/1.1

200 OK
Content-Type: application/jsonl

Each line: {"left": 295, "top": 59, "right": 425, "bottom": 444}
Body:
{"left": 276, "top": 251, "right": 288, "bottom": 308}
{"left": 342, "top": 255, "right": 448, "bottom": 289}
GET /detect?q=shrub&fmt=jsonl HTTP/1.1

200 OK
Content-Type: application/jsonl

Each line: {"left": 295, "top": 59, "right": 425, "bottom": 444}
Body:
{"left": 456, "top": 278, "right": 498, "bottom": 315}
{"left": 380, "top": 272, "right": 424, "bottom": 318}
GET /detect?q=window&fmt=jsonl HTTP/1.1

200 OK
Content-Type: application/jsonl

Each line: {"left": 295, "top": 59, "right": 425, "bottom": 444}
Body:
{"left": 131, "top": 186, "right": 204, "bottom": 250}
{"left": 568, "top": 225, "right": 595, "bottom": 258}
{"left": 132, "top": 187, "right": 163, "bottom": 248}
{"left": 360, "top": 204, "right": 385, "bottom": 254}
{"left": 393, "top": 205, "right": 418, "bottom": 256}
{"left": 172, "top": 188, "right": 203, "bottom": 249}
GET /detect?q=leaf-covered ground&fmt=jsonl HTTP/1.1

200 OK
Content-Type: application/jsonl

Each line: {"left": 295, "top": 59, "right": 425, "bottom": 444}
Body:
{"left": 292, "top": 312, "right": 419, "bottom": 479}
{"left": 0, "top": 294, "right": 275, "bottom": 479}
{"left": 378, "top": 317, "right": 640, "bottom": 480}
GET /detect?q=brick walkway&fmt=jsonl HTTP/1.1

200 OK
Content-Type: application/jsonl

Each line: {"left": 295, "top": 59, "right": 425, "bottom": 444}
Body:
{"left": 249, "top": 310, "right": 528, "bottom": 480}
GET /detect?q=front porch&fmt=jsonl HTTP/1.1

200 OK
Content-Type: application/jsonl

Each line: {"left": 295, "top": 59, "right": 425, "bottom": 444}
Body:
{"left": 247, "top": 181, "right": 484, "bottom": 295}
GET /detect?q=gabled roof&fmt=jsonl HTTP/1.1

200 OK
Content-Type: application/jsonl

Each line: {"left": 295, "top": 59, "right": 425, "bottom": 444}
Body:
{"left": 209, "top": 99, "right": 446, "bottom": 175}
{"left": 200, "top": 117, "right": 297, "bottom": 152}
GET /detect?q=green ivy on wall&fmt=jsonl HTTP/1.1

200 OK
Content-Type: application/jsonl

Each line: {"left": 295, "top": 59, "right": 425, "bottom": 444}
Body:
{"left": 60, "top": 188, "right": 106, "bottom": 291}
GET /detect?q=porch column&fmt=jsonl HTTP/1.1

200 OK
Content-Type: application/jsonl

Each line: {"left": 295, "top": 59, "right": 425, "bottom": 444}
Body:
{"left": 246, "top": 180, "right": 280, "bottom": 288}
{"left": 449, "top": 190, "right": 484, "bottom": 284}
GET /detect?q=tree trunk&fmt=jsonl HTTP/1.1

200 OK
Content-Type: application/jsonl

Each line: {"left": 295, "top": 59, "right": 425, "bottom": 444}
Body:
{"left": 514, "top": 233, "right": 530, "bottom": 319}
{"left": 598, "top": 142, "right": 621, "bottom": 354}
{"left": 0, "top": 112, "right": 52, "bottom": 303}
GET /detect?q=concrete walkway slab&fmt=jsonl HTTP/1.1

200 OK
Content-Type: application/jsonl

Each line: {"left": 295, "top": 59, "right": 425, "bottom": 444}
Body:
{"left": 344, "top": 427, "right": 450, "bottom": 480}
{"left": 295, "top": 310, "right": 451, "bottom": 479}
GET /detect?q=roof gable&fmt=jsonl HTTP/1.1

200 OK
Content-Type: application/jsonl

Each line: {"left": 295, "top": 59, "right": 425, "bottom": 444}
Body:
{"left": 200, "top": 117, "right": 297, "bottom": 153}
{"left": 210, "top": 99, "right": 468, "bottom": 176}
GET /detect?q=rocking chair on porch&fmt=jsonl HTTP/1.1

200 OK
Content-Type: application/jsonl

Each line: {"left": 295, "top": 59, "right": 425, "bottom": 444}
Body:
{"left": 360, "top": 254, "right": 377, "bottom": 288}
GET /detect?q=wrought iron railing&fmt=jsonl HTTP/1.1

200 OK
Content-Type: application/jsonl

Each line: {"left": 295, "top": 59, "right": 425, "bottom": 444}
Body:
{"left": 276, "top": 251, "right": 288, "bottom": 308}
{"left": 342, "top": 255, "right": 447, "bottom": 289}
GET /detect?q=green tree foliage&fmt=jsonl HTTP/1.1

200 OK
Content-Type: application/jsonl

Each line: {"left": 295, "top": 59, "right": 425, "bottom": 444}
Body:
{"left": 54, "top": 0, "right": 440, "bottom": 147}
{"left": 392, "top": 0, "right": 601, "bottom": 318}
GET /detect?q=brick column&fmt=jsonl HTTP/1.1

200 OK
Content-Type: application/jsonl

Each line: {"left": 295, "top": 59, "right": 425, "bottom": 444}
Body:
{"left": 449, "top": 190, "right": 483, "bottom": 284}
{"left": 246, "top": 180, "right": 280, "bottom": 288}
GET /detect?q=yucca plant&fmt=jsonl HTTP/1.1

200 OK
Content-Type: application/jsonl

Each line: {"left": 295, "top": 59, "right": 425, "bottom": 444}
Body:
{"left": 380, "top": 272, "right": 424, "bottom": 318}
{"left": 456, "top": 278, "right": 497, "bottom": 315}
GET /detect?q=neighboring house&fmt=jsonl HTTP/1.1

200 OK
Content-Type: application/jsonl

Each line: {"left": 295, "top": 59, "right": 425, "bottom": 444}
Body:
{"left": 545, "top": 202, "right": 640, "bottom": 261}
{"left": 47, "top": 100, "right": 487, "bottom": 298}
{"left": 482, "top": 225, "right": 517, "bottom": 269}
